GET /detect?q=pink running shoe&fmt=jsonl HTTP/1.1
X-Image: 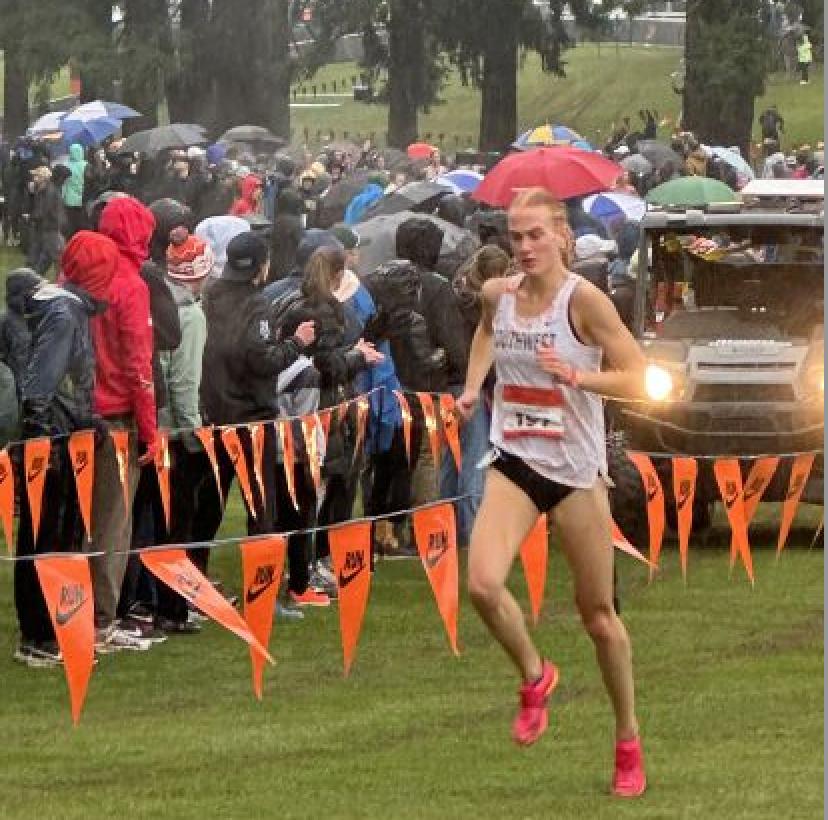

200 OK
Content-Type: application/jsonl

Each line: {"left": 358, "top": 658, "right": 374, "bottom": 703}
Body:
{"left": 511, "top": 660, "right": 559, "bottom": 746}
{"left": 612, "top": 736, "right": 647, "bottom": 798}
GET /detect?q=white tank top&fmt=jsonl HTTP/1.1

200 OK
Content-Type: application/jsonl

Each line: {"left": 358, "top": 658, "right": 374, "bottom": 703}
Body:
{"left": 490, "top": 273, "right": 607, "bottom": 488}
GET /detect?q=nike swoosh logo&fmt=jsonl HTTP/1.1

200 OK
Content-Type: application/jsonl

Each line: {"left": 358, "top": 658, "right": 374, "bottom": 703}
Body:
{"left": 27, "top": 468, "right": 43, "bottom": 484}
{"left": 245, "top": 578, "right": 276, "bottom": 605}
{"left": 677, "top": 493, "right": 691, "bottom": 510}
{"left": 425, "top": 547, "right": 448, "bottom": 569}
{"left": 55, "top": 596, "right": 87, "bottom": 626}
{"left": 646, "top": 487, "right": 658, "bottom": 502}
{"left": 743, "top": 488, "right": 762, "bottom": 503}
{"left": 724, "top": 495, "right": 738, "bottom": 510}
{"left": 338, "top": 566, "right": 363, "bottom": 588}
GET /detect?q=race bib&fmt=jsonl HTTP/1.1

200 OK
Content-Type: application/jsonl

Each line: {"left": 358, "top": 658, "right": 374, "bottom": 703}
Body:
{"left": 501, "top": 385, "right": 564, "bottom": 440}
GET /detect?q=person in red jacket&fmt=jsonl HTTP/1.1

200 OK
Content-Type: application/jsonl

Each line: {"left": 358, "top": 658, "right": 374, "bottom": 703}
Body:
{"left": 87, "top": 196, "right": 159, "bottom": 652}
{"left": 229, "top": 174, "right": 262, "bottom": 217}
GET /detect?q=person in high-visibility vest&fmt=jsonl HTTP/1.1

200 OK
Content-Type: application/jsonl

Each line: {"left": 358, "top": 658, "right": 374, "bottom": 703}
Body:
{"left": 797, "top": 34, "right": 813, "bottom": 85}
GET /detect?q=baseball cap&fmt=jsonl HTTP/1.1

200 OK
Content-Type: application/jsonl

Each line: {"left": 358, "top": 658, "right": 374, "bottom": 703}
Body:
{"left": 575, "top": 234, "right": 617, "bottom": 260}
{"left": 222, "top": 231, "right": 269, "bottom": 282}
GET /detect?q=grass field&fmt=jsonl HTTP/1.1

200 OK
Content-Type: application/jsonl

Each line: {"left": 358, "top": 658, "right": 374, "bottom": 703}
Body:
{"left": 0, "top": 489, "right": 822, "bottom": 820}
{"left": 287, "top": 47, "right": 824, "bottom": 149}
{"left": 1, "top": 47, "right": 823, "bottom": 149}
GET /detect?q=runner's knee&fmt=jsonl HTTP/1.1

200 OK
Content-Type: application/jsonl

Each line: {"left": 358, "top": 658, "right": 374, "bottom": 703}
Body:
{"left": 579, "top": 602, "right": 619, "bottom": 644}
{"left": 467, "top": 566, "right": 503, "bottom": 610}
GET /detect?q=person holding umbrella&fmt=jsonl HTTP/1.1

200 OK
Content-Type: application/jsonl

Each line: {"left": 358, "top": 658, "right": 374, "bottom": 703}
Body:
{"left": 457, "top": 187, "right": 648, "bottom": 798}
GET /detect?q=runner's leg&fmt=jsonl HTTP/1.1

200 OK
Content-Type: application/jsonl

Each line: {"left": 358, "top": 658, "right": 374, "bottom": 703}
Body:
{"left": 468, "top": 468, "right": 543, "bottom": 681}
{"left": 552, "top": 480, "right": 638, "bottom": 740}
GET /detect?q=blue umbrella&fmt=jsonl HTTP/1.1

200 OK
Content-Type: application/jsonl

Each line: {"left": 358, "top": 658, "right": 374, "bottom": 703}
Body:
{"left": 436, "top": 169, "right": 484, "bottom": 193}
{"left": 67, "top": 100, "right": 142, "bottom": 121}
{"left": 581, "top": 192, "right": 646, "bottom": 231}
{"left": 710, "top": 146, "right": 755, "bottom": 181}
{"left": 59, "top": 116, "right": 122, "bottom": 147}
{"left": 28, "top": 111, "right": 70, "bottom": 134}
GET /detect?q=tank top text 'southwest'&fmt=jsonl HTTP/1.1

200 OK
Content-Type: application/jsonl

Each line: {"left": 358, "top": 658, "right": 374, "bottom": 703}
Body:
{"left": 490, "top": 273, "right": 607, "bottom": 488}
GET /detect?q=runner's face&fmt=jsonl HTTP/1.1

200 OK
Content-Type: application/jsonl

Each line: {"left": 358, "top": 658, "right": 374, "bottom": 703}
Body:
{"left": 508, "top": 205, "right": 571, "bottom": 276}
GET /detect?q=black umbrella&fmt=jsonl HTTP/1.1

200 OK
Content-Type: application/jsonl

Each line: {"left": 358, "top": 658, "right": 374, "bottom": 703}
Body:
{"left": 362, "top": 181, "right": 451, "bottom": 220}
{"left": 219, "top": 125, "right": 285, "bottom": 146}
{"left": 354, "top": 211, "right": 480, "bottom": 280}
{"left": 316, "top": 170, "right": 378, "bottom": 229}
{"left": 120, "top": 123, "right": 207, "bottom": 156}
{"left": 635, "top": 140, "right": 683, "bottom": 171}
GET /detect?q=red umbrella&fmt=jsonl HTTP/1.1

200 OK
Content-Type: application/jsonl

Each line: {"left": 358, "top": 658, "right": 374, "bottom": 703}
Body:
{"left": 407, "top": 141, "right": 437, "bottom": 160}
{"left": 473, "top": 146, "right": 622, "bottom": 206}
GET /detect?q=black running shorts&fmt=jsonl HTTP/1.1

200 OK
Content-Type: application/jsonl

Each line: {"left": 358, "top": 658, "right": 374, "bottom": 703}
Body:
{"left": 489, "top": 450, "right": 575, "bottom": 513}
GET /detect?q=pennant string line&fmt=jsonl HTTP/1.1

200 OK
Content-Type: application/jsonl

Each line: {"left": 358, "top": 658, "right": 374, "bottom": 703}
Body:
{"left": 0, "top": 494, "right": 478, "bottom": 563}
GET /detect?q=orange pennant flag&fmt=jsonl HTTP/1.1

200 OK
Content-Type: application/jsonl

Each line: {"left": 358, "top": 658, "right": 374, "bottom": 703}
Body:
{"left": 68, "top": 431, "right": 95, "bottom": 541}
{"left": 240, "top": 536, "right": 286, "bottom": 700}
{"left": 730, "top": 457, "right": 779, "bottom": 564}
{"left": 352, "top": 396, "right": 371, "bottom": 461}
{"left": 35, "top": 555, "right": 95, "bottom": 725}
{"left": 416, "top": 392, "right": 440, "bottom": 467}
{"left": 392, "top": 390, "right": 413, "bottom": 464}
{"left": 277, "top": 421, "right": 298, "bottom": 511}
{"left": 439, "top": 394, "right": 463, "bottom": 472}
{"left": 110, "top": 429, "right": 131, "bottom": 513}
{"left": 612, "top": 519, "right": 654, "bottom": 567}
{"left": 318, "top": 409, "right": 332, "bottom": 447}
{"left": 194, "top": 426, "right": 223, "bottom": 504}
{"left": 777, "top": 453, "right": 815, "bottom": 556}
{"left": 300, "top": 414, "right": 322, "bottom": 493}
{"left": 221, "top": 427, "right": 258, "bottom": 520}
{"left": 141, "top": 549, "right": 272, "bottom": 664}
{"left": 671, "top": 457, "right": 697, "bottom": 580}
{"left": 518, "top": 514, "right": 548, "bottom": 626}
{"left": 713, "top": 459, "right": 754, "bottom": 585}
{"left": 627, "top": 452, "right": 666, "bottom": 577}
{"left": 329, "top": 521, "right": 372, "bottom": 676}
{"left": 249, "top": 423, "right": 267, "bottom": 506}
{"left": 154, "top": 430, "right": 172, "bottom": 533}
{"left": 0, "top": 448, "right": 15, "bottom": 554}
{"left": 413, "top": 503, "right": 460, "bottom": 655}
{"left": 24, "top": 437, "right": 51, "bottom": 544}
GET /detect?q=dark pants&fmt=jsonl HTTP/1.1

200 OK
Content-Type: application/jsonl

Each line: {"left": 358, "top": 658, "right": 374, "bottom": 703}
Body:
{"left": 798, "top": 61, "right": 810, "bottom": 81}
{"left": 14, "top": 444, "right": 84, "bottom": 643}
{"left": 272, "top": 459, "right": 314, "bottom": 595}
{"left": 64, "top": 206, "right": 87, "bottom": 239}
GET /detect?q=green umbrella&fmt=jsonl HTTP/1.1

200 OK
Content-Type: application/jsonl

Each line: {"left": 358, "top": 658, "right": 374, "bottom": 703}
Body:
{"left": 645, "top": 177, "right": 738, "bottom": 207}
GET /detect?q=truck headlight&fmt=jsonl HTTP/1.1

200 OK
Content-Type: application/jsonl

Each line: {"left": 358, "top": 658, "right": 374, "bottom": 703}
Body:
{"left": 645, "top": 364, "right": 673, "bottom": 401}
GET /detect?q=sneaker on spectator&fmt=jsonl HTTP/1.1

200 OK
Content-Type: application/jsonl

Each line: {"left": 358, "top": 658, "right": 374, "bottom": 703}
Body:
{"left": 309, "top": 567, "right": 338, "bottom": 599}
{"left": 155, "top": 616, "right": 202, "bottom": 635}
{"left": 275, "top": 601, "right": 305, "bottom": 621}
{"left": 118, "top": 617, "right": 168, "bottom": 644}
{"left": 104, "top": 626, "right": 152, "bottom": 652}
{"left": 313, "top": 559, "right": 336, "bottom": 586}
{"left": 13, "top": 641, "right": 63, "bottom": 668}
{"left": 124, "top": 602, "right": 155, "bottom": 624}
{"left": 188, "top": 609, "right": 208, "bottom": 625}
{"left": 289, "top": 587, "right": 331, "bottom": 607}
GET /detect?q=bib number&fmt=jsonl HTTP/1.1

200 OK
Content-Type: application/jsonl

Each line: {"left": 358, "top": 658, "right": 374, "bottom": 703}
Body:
{"left": 501, "top": 384, "right": 564, "bottom": 440}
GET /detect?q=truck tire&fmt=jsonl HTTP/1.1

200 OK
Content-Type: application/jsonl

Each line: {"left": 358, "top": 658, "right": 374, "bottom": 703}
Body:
{"left": 606, "top": 440, "right": 650, "bottom": 553}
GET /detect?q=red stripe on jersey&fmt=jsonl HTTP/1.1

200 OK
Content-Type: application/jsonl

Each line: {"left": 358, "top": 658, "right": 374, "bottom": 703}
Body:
{"left": 502, "top": 384, "right": 564, "bottom": 407}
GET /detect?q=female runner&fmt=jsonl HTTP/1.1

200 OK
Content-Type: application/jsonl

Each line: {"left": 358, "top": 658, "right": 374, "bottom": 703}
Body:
{"left": 457, "top": 187, "right": 648, "bottom": 798}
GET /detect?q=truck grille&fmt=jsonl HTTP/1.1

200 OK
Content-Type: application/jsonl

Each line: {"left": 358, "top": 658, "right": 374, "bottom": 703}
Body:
{"left": 692, "top": 384, "right": 796, "bottom": 402}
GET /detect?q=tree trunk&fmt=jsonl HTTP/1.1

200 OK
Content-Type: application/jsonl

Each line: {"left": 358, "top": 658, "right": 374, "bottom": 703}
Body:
{"left": 479, "top": 4, "right": 520, "bottom": 152}
{"left": 261, "top": 0, "right": 292, "bottom": 139}
{"left": 683, "top": 0, "right": 765, "bottom": 158}
{"left": 121, "top": 0, "right": 171, "bottom": 130}
{"left": 387, "top": 0, "right": 422, "bottom": 148}
{"left": 166, "top": 0, "right": 213, "bottom": 125}
{"left": 3, "top": 41, "right": 30, "bottom": 139}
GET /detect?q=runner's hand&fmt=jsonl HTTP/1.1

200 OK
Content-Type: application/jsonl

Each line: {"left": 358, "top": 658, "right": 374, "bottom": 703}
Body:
{"left": 536, "top": 345, "right": 580, "bottom": 387}
{"left": 456, "top": 390, "right": 479, "bottom": 422}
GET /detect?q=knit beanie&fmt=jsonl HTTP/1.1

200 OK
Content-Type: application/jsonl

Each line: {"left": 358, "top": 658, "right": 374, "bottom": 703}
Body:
{"left": 166, "top": 232, "right": 215, "bottom": 282}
